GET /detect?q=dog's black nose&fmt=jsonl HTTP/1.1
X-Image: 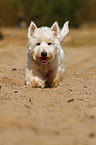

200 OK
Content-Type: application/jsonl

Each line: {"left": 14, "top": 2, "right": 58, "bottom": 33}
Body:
{"left": 41, "top": 52, "right": 47, "bottom": 57}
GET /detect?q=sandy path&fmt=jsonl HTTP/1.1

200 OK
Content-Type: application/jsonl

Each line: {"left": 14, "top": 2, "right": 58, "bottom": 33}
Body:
{"left": 0, "top": 28, "right": 96, "bottom": 145}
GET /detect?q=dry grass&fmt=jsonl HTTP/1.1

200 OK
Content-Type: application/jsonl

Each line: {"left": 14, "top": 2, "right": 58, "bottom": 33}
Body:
{"left": 0, "top": 27, "right": 96, "bottom": 48}
{"left": 0, "top": 28, "right": 27, "bottom": 47}
{"left": 63, "top": 28, "right": 96, "bottom": 47}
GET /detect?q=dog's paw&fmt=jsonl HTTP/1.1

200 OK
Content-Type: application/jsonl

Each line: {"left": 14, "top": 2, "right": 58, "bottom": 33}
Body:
{"left": 25, "top": 78, "right": 45, "bottom": 88}
{"left": 25, "top": 81, "right": 31, "bottom": 86}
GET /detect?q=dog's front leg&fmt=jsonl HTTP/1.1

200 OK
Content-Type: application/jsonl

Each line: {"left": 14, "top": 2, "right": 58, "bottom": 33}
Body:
{"left": 52, "top": 66, "right": 64, "bottom": 87}
{"left": 25, "top": 68, "right": 45, "bottom": 88}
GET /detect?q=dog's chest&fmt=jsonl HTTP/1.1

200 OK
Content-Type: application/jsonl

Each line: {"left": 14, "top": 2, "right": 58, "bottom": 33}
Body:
{"left": 28, "top": 53, "right": 58, "bottom": 78}
{"left": 38, "top": 64, "right": 53, "bottom": 77}
{"left": 38, "top": 59, "right": 58, "bottom": 79}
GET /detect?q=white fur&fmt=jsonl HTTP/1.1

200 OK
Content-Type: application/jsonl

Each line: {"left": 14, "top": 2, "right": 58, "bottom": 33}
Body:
{"left": 25, "top": 21, "right": 69, "bottom": 88}
{"left": 60, "top": 21, "right": 69, "bottom": 42}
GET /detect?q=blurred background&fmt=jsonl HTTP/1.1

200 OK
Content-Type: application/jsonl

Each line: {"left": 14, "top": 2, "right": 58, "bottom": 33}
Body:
{"left": 0, "top": 0, "right": 96, "bottom": 46}
{"left": 0, "top": 0, "right": 96, "bottom": 28}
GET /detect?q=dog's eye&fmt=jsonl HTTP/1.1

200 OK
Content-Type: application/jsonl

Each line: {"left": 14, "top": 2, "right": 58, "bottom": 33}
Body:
{"left": 48, "top": 42, "right": 52, "bottom": 45}
{"left": 36, "top": 43, "right": 40, "bottom": 46}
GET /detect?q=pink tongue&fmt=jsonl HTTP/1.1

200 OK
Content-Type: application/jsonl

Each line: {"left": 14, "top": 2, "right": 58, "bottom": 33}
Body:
{"left": 41, "top": 58, "right": 47, "bottom": 63}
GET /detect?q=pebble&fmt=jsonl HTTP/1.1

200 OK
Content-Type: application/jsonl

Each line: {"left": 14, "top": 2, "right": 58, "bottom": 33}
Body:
{"left": 67, "top": 99, "right": 74, "bottom": 103}
{"left": 13, "top": 68, "right": 17, "bottom": 71}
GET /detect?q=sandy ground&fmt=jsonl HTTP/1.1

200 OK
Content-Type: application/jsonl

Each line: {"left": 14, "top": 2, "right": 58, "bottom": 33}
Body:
{"left": 0, "top": 28, "right": 96, "bottom": 145}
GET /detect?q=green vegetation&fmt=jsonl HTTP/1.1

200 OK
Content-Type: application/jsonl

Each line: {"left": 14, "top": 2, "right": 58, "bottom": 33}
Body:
{"left": 0, "top": 0, "right": 96, "bottom": 27}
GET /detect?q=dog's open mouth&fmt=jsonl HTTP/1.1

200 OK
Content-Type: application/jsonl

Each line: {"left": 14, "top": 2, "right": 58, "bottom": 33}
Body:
{"left": 40, "top": 57, "right": 47, "bottom": 63}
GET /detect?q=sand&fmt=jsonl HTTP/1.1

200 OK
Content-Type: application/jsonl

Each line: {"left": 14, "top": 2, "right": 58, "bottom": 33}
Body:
{"left": 0, "top": 28, "right": 96, "bottom": 145}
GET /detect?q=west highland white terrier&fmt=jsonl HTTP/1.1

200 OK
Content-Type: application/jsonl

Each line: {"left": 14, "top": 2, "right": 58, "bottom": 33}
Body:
{"left": 25, "top": 21, "right": 69, "bottom": 88}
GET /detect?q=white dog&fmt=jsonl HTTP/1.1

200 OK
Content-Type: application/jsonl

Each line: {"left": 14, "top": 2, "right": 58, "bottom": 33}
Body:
{"left": 25, "top": 21, "right": 69, "bottom": 88}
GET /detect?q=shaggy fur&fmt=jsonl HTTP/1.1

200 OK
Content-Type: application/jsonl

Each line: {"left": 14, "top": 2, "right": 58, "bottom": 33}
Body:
{"left": 25, "top": 21, "right": 69, "bottom": 88}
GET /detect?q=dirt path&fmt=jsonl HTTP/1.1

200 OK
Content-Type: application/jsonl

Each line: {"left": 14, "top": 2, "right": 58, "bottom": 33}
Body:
{"left": 0, "top": 28, "right": 96, "bottom": 145}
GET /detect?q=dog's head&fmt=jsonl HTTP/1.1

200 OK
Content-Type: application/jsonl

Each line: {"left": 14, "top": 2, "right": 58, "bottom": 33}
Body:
{"left": 27, "top": 21, "right": 69, "bottom": 64}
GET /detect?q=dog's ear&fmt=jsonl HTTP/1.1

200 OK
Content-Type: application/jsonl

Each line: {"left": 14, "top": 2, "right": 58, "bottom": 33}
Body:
{"left": 51, "top": 22, "right": 60, "bottom": 37}
{"left": 60, "top": 21, "right": 69, "bottom": 43}
{"left": 27, "top": 21, "right": 37, "bottom": 38}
